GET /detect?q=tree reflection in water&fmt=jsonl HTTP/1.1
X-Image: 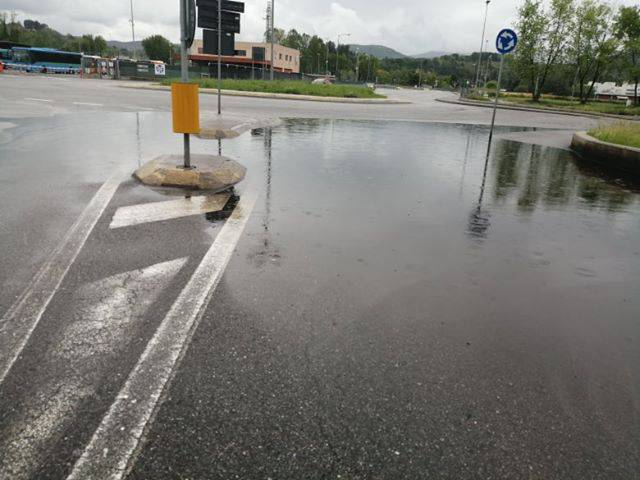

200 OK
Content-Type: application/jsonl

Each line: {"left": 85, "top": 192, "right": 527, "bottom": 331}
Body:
{"left": 468, "top": 135, "right": 639, "bottom": 243}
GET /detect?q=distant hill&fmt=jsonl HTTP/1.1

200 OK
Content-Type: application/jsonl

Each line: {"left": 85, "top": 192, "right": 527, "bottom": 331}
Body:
{"left": 348, "top": 44, "right": 406, "bottom": 59}
{"left": 412, "top": 51, "right": 449, "bottom": 59}
{"left": 106, "top": 40, "right": 142, "bottom": 51}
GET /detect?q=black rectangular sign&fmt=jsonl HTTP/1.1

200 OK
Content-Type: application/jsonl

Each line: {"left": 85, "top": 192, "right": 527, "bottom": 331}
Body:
{"left": 203, "top": 30, "right": 236, "bottom": 56}
{"left": 196, "top": 0, "right": 245, "bottom": 13}
{"left": 198, "top": 14, "right": 240, "bottom": 33}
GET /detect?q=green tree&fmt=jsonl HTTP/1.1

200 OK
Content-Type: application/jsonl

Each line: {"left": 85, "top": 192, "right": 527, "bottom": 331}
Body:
{"left": 570, "top": 0, "right": 616, "bottom": 103}
{"left": 615, "top": 5, "right": 640, "bottom": 104}
{"left": 265, "top": 27, "right": 285, "bottom": 44}
{"left": 514, "top": 0, "right": 547, "bottom": 95}
{"left": 94, "top": 35, "right": 107, "bottom": 56}
{"left": 515, "top": 0, "right": 574, "bottom": 101}
{"left": 141, "top": 34, "right": 171, "bottom": 63}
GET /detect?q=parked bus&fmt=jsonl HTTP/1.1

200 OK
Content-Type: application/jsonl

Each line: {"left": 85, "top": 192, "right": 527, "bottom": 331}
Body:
{"left": 6, "top": 47, "right": 81, "bottom": 73}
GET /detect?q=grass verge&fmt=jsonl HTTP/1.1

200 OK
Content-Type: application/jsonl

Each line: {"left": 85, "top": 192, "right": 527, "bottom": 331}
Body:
{"left": 466, "top": 93, "right": 640, "bottom": 116}
{"left": 588, "top": 122, "right": 640, "bottom": 148}
{"left": 160, "top": 78, "right": 385, "bottom": 99}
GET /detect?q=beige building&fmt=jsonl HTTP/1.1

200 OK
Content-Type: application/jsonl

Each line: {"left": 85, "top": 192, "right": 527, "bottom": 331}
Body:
{"left": 235, "top": 42, "right": 300, "bottom": 74}
{"left": 189, "top": 40, "right": 300, "bottom": 74}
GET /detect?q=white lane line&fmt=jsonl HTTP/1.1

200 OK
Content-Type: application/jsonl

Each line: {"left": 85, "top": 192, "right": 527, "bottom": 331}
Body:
{"left": 73, "top": 102, "right": 104, "bottom": 107}
{"left": 0, "top": 258, "right": 187, "bottom": 480}
{"left": 24, "top": 98, "right": 52, "bottom": 102}
{"left": 67, "top": 192, "right": 257, "bottom": 480}
{"left": 109, "top": 193, "right": 231, "bottom": 229}
{"left": 0, "top": 173, "right": 122, "bottom": 385}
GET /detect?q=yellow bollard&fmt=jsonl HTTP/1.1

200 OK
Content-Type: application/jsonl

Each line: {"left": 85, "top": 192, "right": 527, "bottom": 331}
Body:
{"left": 171, "top": 83, "right": 200, "bottom": 134}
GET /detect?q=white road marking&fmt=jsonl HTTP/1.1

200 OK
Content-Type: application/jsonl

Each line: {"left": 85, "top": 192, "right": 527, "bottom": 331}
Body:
{"left": 73, "top": 102, "right": 104, "bottom": 107}
{"left": 0, "top": 259, "right": 187, "bottom": 480}
{"left": 109, "top": 193, "right": 231, "bottom": 229}
{"left": 0, "top": 173, "right": 122, "bottom": 385}
{"left": 67, "top": 192, "right": 257, "bottom": 480}
{"left": 24, "top": 97, "right": 52, "bottom": 102}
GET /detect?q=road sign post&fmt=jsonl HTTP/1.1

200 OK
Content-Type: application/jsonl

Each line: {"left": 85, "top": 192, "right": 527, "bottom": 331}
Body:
{"left": 487, "top": 28, "right": 518, "bottom": 157}
{"left": 196, "top": 0, "right": 245, "bottom": 114}
{"left": 176, "top": 0, "right": 197, "bottom": 169}
{"left": 218, "top": 0, "right": 222, "bottom": 115}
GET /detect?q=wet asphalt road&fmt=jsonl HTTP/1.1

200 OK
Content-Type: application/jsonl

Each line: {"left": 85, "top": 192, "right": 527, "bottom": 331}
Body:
{"left": 0, "top": 75, "right": 639, "bottom": 479}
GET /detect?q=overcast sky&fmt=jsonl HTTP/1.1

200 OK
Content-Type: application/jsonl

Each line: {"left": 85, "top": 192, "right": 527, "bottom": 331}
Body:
{"left": 2, "top": 0, "right": 636, "bottom": 54}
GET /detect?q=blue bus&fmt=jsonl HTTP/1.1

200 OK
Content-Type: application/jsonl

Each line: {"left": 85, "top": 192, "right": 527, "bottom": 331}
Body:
{"left": 5, "top": 47, "right": 82, "bottom": 73}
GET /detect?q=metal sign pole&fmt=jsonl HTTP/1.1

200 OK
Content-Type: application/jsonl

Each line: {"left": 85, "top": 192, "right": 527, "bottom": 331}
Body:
{"left": 270, "top": 0, "right": 275, "bottom": 81}
{"left": 486, "top": 54, "right": 504, "bottom": 158}
{"left": 217, "top": 0, "right": 222, "bottom": 115}
{"left": 180, "top": 0, "right": 191, "bottom": 168}
{"left": 486, "top": 28, "right": 517, "bottom": 158}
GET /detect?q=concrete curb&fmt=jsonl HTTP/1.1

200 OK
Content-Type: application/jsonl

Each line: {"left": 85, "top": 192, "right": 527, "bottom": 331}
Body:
{"left": 571, "top": 131, "right": 640, "bottom": 175}
{"left": 436, "top": 97, "right": 640, "bottom": 121}
{"left": 119, "top": 83, "right": 410, "bottom": 105}
{"left": 197, "top": 116, "right": 282, "bottom": 140}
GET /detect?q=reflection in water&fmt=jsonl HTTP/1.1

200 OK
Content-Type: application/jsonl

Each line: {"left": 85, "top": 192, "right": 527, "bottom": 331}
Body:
{"left": 466, "top": 133, "right": 640, "bottom": 242}
{"left": 459, "top": 125, "right": 476, "bottom": 198}
{"left": 135, "top": 112, "right": 142, "bottom": 168}
{"left": 467, "top": 130, "right": 492, "bottom": 242}
{"left": 247, "top": 127, "right": 281, "bottom": 267}
{"left": 491, "top": 140, "right": 637, "bottom": 213}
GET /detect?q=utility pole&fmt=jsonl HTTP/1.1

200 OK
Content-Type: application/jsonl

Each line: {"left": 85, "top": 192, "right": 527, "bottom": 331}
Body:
{"left": 355, "top": 48, "right": 359, "bottom": 82}
{"left": 474, "top": 0, "right": 490, "bottom": 88}
{"left": 269, "top": 0, "right": 275, "bottom": 80}
{"left": 129, "top": 0, "right": 136, "bottom": 59}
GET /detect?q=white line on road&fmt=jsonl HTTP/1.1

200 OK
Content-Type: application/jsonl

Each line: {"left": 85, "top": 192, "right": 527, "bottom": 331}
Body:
{"left": 24, "top": 98, "right": 52, "bottom": 102}
{"left": 0, "top": 258, "right": 187, "bottom": 480}
{"left": 73, "top": 102, "right": 104, "bottom": 107}
{"left": 109, "top": 193, "right": 231, "bottom": 229}
{"left": 0, "top": 173, "right": 122, "bottom": 385}
{"left": 67, "top": 191, "right": 257, "bottom": 480}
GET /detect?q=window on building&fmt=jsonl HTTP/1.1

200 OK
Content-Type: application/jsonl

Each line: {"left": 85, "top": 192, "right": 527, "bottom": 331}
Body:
{"left": 279, "top": 53, "right": 282, "bottom": 60}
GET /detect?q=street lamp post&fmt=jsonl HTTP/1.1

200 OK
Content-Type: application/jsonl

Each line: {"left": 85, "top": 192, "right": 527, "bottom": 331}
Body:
{"left": 129, "top": 0, "right": 136, "bottom": 59}
{"left": 474, "top": 0, "right": 491, "bottom": 89}
{"left": 269, "top": 0, "right": 275, "bottom": 80}
{"left": 336, "top": 33, "right": 351, "bottom": 81}
{"left": 325, "top": 41, "right": 329, "bottom": 75}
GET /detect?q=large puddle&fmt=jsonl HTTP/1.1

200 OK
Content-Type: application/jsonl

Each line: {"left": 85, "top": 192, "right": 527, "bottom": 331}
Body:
{"left": 3, "top": 113, "right": 638, "bottom": 477}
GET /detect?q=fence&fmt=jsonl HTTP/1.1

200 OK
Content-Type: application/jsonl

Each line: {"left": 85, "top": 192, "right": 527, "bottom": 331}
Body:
{"left": 1, "top": 62, "right": 80, "bottom": 75}
{"left": 115, "top": 59, "right": 302, "bottom": 82}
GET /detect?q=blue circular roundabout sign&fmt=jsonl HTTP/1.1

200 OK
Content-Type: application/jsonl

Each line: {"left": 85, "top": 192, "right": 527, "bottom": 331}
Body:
{"left": 496, "top": 29, "right": 518, "bottom": 55}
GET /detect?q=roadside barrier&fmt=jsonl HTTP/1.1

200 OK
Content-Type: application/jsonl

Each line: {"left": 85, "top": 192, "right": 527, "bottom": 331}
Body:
{"left": 0, "top": 63, "right": 80, "bottom": 75}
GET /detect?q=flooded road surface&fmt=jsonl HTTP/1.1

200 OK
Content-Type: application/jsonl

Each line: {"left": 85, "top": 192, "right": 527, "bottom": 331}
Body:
{"left": 128, "top": 120, "right": 640, "bottom": 479}
{"left": 0, "top": 115, "right": 638, "bottom": 479}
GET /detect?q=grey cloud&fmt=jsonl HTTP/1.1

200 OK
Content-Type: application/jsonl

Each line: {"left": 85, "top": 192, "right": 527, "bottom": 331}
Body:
{"left": 2, "top": 0, "right": 638, "bottom": 54}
